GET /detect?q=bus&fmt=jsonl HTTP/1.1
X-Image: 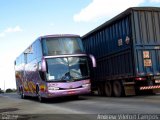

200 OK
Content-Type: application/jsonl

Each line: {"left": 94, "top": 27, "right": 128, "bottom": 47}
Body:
{"left": 15, "top": 34, "right": 96, "bottom": 102}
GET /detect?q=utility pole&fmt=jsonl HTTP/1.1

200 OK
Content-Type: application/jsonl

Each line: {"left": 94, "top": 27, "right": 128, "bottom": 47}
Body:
{"left": 4, "top": 80, "right": 5, "bottom": 93}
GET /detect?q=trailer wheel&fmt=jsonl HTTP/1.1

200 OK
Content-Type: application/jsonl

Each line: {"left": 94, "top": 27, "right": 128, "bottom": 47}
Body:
{"left": 113, "top": 81, "right": 124, "bottom": 97}
{"left": 104, "top": 82, "right": 112, "bottom": 97}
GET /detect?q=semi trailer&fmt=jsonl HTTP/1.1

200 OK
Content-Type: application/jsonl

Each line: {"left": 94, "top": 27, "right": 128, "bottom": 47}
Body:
{"left": 82, "top": 7, "right": 160, "bottom": 97}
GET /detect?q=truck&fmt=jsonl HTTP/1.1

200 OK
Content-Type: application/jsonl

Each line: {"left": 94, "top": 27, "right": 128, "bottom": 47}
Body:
{"left": 82, "top": 7, "right": 160, "bottom": 97}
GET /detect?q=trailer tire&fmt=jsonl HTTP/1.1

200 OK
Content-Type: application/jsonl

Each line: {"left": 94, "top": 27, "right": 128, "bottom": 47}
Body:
{"left": 104, "top": 82, "right": 112, "bottom": 97}
{"left": 113, "top": 81, "right": 124, "bottom": 97}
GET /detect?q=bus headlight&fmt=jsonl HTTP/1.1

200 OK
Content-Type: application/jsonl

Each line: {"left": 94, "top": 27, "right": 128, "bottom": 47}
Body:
{"left": 48, "top": 87, "right": 60, "bottom": 90}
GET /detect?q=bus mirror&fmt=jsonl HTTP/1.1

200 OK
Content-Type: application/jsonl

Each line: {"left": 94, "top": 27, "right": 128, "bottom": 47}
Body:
{"left": 89, "top": 54, "right": 96, "bottom": 67}
{"left": 39, "top": 71, "right": 46, "bottom": 81}
{"left": 41, "top": 58, "right": 47, "bottom": 72}
{"left": 24, "top": 46, "right": 33, "bottom": 54}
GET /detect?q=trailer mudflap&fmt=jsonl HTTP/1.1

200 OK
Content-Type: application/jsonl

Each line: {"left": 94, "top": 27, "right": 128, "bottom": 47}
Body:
{"left": 123, "top": 82, "right": 136, "bottom": 96}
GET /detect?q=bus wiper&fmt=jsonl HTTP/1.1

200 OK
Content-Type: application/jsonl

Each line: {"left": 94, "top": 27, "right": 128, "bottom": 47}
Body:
{"left": 60, "top": 72, "right": 72, "bottom": 81}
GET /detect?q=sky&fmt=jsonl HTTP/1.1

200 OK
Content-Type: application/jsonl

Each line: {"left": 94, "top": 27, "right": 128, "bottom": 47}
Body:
{"left": 0, "top": 0, "right": 160, "bottom": 90}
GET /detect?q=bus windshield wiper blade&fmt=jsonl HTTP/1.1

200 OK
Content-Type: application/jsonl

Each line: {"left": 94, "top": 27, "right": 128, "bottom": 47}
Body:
{"left": 61, "top": 72, "right": 69, "bottom": 79}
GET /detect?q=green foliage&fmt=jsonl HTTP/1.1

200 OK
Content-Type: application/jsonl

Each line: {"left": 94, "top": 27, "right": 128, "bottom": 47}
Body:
{"left": 0, "top": 88, "right": 4, "bottom": 93}
{"left": 5, "top": 89, "right": 13, "bottom": 93}
{"left": 0, "top": 88, "right": 17, "bottom": 93}
{"left": 12, "top": 89, "right": 17, "bottom": 92}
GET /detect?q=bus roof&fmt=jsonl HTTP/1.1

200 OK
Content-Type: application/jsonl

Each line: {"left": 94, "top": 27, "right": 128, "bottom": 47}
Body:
{"left": 15, "top": 34, "right": 81, "bottom": 60}
{"left": 40, "top": 34, "right": 80, "bottom": 39}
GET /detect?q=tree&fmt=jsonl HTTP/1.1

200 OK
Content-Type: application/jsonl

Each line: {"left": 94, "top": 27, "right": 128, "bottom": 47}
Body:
{"left": 0, "top": 88, "right": 4, "bottom": 93}
{"left": 5, "top": 88, "right": 13, "bottom": 93}
{"left": 12, "top": 89, "right": 17, "bottom": 92}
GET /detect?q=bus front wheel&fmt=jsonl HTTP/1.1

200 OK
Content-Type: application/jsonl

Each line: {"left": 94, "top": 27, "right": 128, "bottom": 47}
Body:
{"left": 37, "top": 88, "right": 45, "bottom": 103}
{"left": 20, "top": 88, "right": 26, "bottom": 99}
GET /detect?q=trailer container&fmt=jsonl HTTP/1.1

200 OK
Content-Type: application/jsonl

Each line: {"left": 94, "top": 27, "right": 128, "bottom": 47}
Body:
{"left": 82, "top": 7, "right": 160, "bottom": 97}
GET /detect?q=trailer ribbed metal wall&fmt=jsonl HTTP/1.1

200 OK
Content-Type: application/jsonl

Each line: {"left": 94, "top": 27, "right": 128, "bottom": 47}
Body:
{"left": 82, "top": 7, "right": 160, "bottom": 82}
{"left": 132, "top": 8, "right": 160, "bottom": 76}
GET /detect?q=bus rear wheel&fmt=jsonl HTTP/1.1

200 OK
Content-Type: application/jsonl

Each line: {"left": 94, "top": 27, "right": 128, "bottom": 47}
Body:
{"left": 113, "top": 81, "right": 124, "bottom": 97}
{"left": 104, "top": 82, "right": 112, "bottom": 97}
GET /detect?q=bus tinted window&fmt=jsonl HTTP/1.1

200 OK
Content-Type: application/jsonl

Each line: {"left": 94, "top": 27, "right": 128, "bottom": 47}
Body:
{"left": 42, "top": 37, "right": 84, "bottom": 55}
{"left": 46, "top": 57, "right": 89, "bottom": 82}
{"left": 46, "top": 58, "right": 69, "bottom": 81}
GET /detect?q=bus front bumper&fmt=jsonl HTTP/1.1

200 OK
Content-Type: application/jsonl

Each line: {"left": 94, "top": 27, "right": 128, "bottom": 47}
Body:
{"left": 42, "top": 86, "right": 91, "bottom": 98}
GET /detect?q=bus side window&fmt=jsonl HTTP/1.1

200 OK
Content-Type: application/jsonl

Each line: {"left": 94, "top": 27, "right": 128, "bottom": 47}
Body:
{"left": 38, "top": 62, "right": 46, "bottom": 81}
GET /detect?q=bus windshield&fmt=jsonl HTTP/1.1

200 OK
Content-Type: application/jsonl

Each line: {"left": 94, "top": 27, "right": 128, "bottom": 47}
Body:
{"left": 42, "top": 37, "right": 84, "bottom": 55}
{"left": 46, "top": 57, "right": 89, "bottom": 82}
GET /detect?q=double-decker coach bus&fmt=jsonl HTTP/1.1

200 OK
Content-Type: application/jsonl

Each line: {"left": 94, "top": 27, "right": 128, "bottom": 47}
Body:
{"left": 15, "top": 34, "right": 96, "bottom": 102}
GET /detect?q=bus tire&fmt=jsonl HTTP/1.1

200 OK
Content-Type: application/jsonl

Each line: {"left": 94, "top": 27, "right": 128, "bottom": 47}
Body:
{"left": 37, "top": 89, "right": 45, "bottom": 103}
{"left": 113, "top": 81, "right": 124, "bottom": 97}
{"left": 20, "top": 87, "right": 26, "bottom": 99}
{"left": 104, "top": 82, "right": 112, "bottom": 97}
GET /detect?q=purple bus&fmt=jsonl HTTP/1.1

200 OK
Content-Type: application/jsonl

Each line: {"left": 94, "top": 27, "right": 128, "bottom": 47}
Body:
{"left": 15, "top": 34, "right": 96, "bottom": 102}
